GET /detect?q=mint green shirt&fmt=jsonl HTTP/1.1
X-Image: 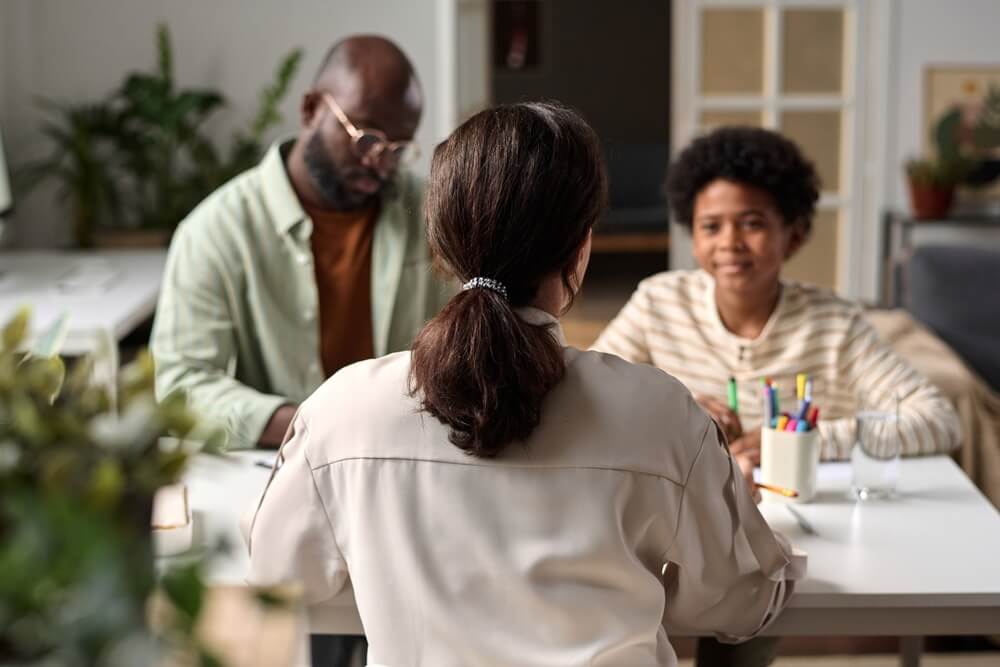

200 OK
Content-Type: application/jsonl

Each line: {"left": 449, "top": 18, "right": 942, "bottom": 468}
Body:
{"left": 151, "top": 142, "right": 453, "bottom": 448}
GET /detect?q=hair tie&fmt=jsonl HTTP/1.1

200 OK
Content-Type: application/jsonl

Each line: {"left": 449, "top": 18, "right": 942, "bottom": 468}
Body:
{"left": 462, "top": 277, "right": 508, "bottom": 300}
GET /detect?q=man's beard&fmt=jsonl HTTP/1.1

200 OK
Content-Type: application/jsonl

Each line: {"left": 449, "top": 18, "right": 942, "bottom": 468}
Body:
{"left": 303, "top": 132, "right": 383, "bottom": 211}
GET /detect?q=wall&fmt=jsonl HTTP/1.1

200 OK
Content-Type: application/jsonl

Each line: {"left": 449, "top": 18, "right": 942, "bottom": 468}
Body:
{"left": 887, "top": 0, "right": 1000, "bottom": 211}
{"left": 492, "top": 0, "right": 671, "bottom": 225}
{"left": 1, "top": 0, "right": 444, "bottom": 247}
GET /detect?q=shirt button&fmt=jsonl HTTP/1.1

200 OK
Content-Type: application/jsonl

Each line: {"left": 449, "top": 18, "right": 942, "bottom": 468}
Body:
{"left": 309, "top": 361, "right": 321, "bottom": 375}
{"left": 297, "top": 254, "right": 310, "bottom": 265}
{"left": 303, "top": 308, "right": 315, "bottom": 321}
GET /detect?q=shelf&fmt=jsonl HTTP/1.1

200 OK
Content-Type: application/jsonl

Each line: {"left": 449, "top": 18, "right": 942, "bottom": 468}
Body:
{"left": 592, "top": 231, "right": 670, "bottom": 254}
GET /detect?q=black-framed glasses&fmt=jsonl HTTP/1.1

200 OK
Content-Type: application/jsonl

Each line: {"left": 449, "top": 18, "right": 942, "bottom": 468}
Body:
{"left": 322, "top": 93, "right": 420, "bottom": 167}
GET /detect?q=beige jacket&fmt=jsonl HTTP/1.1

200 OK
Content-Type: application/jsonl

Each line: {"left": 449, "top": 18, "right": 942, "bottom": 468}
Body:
{"left": 248, "top": 309, "right": 803, "bottom": 666}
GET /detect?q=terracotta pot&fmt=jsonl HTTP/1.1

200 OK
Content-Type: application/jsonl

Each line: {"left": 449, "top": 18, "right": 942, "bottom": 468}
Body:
{"left": 907, "top": 181, "right": 955, "bottom": 220}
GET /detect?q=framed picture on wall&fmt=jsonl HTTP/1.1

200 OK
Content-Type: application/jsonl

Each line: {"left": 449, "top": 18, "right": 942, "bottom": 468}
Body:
{"left": 924, "top": 65, "right": 1000, "bottom": 209}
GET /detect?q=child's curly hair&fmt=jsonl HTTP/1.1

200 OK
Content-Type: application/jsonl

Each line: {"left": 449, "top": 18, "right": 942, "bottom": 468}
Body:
{"left": 666, "top": 126, "right": 821, "bottom": 236}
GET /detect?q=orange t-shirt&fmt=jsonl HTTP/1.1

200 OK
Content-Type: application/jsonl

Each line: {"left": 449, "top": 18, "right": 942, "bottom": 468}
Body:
{"left": 305, "top": 204, "right": 376, "bottom": 378}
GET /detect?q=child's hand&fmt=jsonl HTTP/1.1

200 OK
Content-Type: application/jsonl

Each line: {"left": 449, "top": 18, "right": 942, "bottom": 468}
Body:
{"left": 695, "top": 394, "right": 743, "bottom": 443}
{"left": 729, "top": 428, "right": 762, "bottom": 465}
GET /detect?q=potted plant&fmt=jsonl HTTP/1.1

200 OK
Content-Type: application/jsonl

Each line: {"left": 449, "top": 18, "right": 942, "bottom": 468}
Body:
{"left": 14, "top": 101, "right": 127, "bottom": 247}
{"left": 0, "top": 309, "right": 230, "bottom": 664}
{"left": 904, "top": 156, "right": 969, "bottom": 220}
{"left": 905, "top": 104, "right": 974, "bottom": 220}
{"left": 906, "top": 84, "right": 1000, "bottom": 220}
{"left": 16, "top": 24, "right": 302, "bottom": 249}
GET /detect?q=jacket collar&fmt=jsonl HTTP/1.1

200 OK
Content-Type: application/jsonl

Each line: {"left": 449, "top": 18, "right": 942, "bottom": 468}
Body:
{"left": 259, "top": 140, "right": 307, "bottom": 236}
{"left": 514, "top": 306, "right": 568, "bottom": 347}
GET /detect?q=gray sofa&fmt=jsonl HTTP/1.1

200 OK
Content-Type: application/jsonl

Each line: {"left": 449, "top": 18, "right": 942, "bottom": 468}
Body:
{"left": 904, "top": 244, "right": 1000, "bottom": 393}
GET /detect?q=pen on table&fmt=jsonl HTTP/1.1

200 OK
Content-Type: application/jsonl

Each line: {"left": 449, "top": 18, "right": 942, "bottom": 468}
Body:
{"left": 786, "top": 504, "right": 818, "bottom": 536}
{"left": 727, "top": 376, "right": 739, "bottom": 415}
{"left": 755, "top": 481, "right": 799, "bottom": 498}
{"left": 254, "top": 459, "right": 275, "bottom": 470}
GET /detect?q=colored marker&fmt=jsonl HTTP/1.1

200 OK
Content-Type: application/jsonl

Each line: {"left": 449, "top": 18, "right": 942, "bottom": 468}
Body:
{"left": 762, "top": 385, "right": 773, "bottom": 427}
{"left": 727, "top": 377, "right": 739, "bottom": 415}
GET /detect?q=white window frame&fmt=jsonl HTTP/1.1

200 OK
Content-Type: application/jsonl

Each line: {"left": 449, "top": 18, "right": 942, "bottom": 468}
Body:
{"left": 672, "top": 0, "right": 885, "bottom": 299}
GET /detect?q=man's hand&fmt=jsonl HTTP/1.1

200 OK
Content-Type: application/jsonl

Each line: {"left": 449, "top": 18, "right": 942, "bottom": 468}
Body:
{"left": 735, "top": 453, "right": 762, "bottom": 504}
{"left": 259, "top": 404, "right": 298, "bottom": 448}
{"left": 695, "top": 394, "right": 743, "bottom": 443}
{"left": 729, "top": 427, "right": 762, "bottom": 465}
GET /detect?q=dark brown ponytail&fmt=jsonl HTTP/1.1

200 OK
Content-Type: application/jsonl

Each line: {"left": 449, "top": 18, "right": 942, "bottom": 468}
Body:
{"left": 409, "top": 102, "right": 607, "bottom": 457}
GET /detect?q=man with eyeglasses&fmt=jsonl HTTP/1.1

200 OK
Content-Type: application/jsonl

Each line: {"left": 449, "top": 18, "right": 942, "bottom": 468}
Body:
{"left": 152, "top": 35, "right": 451, "bottom": 454}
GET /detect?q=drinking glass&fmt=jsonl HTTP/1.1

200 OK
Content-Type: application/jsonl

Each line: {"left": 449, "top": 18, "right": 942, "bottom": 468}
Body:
{"left": 850, "top": 394, "right": 901, "bottom": 500}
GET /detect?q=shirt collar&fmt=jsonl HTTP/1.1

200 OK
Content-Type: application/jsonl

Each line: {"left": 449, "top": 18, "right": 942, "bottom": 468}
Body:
{"left": 259, "top": 139, "right": 308, "bottom": 236}
{"left": 514, "top": 306, "right": 568, "bottom": 347}
{"left": 260, "top": 139, "right": 407, "bottom": 238}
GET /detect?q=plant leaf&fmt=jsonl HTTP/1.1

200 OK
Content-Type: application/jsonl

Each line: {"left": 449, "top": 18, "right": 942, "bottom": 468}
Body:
{"left": 30, "top": 313, "right": 70, "bottom": 358}
{"left": 2, "top": 308, "right": 30, "bottom": 352}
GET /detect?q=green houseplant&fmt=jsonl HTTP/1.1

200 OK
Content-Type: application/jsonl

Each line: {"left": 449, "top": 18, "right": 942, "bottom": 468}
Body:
{"left": 14, "top": 102, "right": 129, "bottom": 247}
{"left": 111, "top": 25, "right": 302, "bottom": 237}
{"left": 0, "top": 308, "right": 230, "bottom": 665}
{"left": 16, "top": 24, "right": 302, "bottom": 248}
{"left": 905, "top": 105, "right": 974, "bottom": 219}
{"left": 906, "top": 84, "right": 1000, "bottom": 219}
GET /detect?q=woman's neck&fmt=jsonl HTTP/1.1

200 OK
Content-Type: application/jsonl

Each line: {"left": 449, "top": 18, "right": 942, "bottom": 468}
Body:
{"left": 530, "top": 274, "right": 566, "bottom": 318}
{"left": 714, "top": 280, "right": 782, "bottom": 340}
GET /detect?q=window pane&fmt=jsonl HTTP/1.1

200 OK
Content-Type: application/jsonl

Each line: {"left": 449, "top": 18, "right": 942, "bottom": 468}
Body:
{"left": 780, "top": 110, "right": 842, "bottom": 193}
{"left": 701, "top": 9, "right": 764, "bottom": 94}
{"left": 781, "top": 9, "right": 844, "bottom": 94}
{"left": 699, "top": 110, "right": 763, "bottom": 130}
{"left": 784, "top": 209, "right": 840, "bottom": 290}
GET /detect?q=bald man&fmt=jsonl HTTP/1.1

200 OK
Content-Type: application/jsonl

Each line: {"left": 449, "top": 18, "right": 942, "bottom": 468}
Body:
{"left": 152, "top": 36, "right": 452, "bottom": 449}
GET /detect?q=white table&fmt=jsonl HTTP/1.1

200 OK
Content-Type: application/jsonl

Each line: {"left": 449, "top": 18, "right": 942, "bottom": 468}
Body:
{"left": 168, "top": 451, "right": 367, "bottom": 638}
{"left": 758, "top": 459, "right": 1000, "bottom": 637}
{"left": 177, "top": 454, "right": 1000, "bottom": 653}
{"left": 0, "top": 249, "right": 167, "bottom": 354}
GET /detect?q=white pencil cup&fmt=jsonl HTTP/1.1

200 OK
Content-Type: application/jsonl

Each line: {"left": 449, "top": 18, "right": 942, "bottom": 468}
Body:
{"left": 760, "top": 427, "right": 821, "bottom": 503}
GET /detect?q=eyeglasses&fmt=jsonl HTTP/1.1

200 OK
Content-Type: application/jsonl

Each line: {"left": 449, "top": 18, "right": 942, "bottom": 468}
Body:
{"left": 321, "top": 93, "right": 420, "bottom": 167}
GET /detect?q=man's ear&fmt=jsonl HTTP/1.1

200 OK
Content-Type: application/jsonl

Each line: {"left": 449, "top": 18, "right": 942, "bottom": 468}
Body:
{"left": 784, "top": 219, "right": 809, "bottom": 260}
{"left": 300, "top": 90, "right": 322, "bottom": 129}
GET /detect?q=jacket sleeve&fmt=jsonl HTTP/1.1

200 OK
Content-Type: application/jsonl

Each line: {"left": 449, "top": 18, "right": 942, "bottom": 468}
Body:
{"left": 151, "top": 221, "right": 288, "bottom": 449}
{"left": 817, "top": 313, "right": 962, "bottom": 460}
{"left": 247, "top": 411, "right": 349, "bottom": 604}
{"left": 662, "top": 422, "right": 805, "bottom": 643}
